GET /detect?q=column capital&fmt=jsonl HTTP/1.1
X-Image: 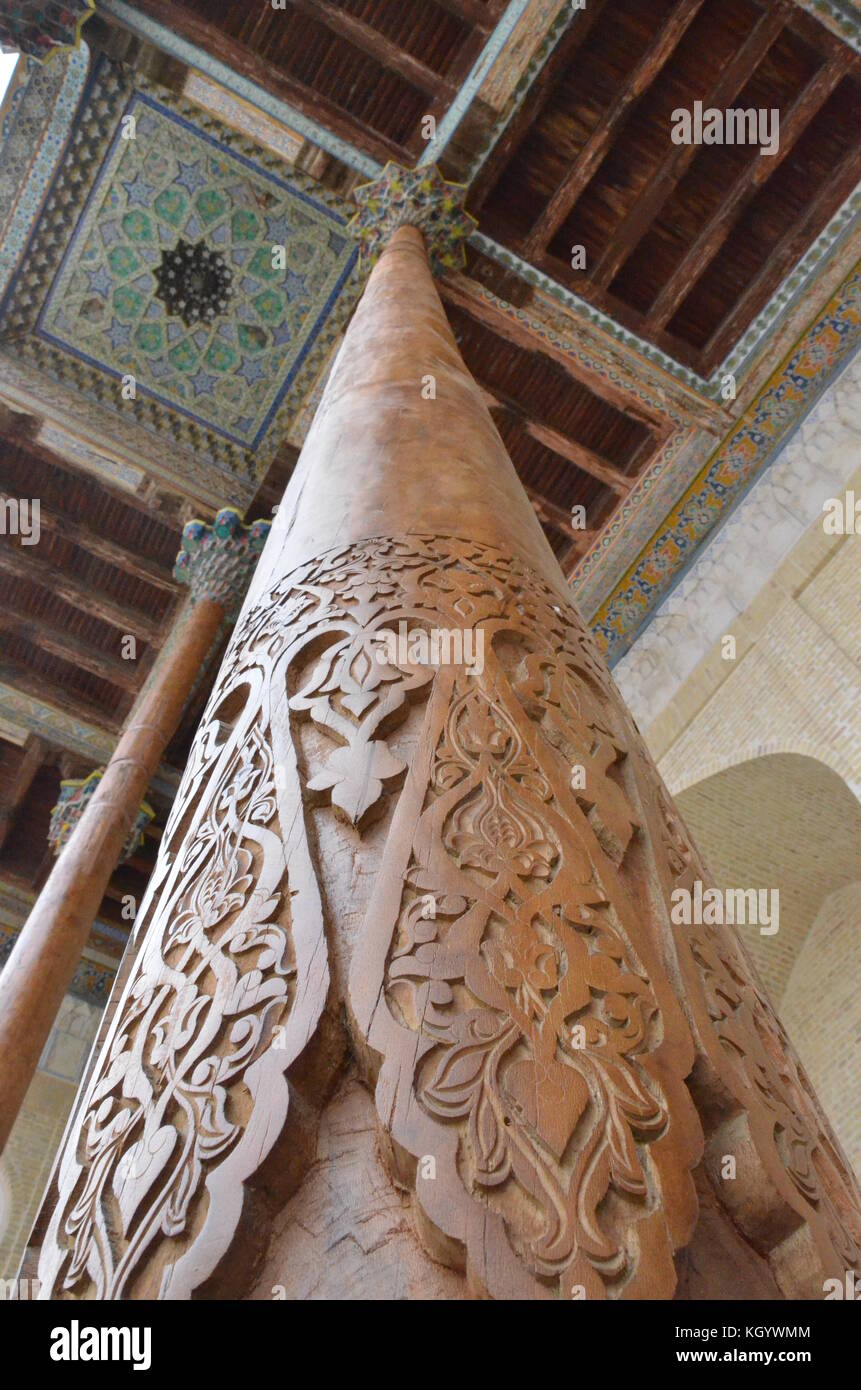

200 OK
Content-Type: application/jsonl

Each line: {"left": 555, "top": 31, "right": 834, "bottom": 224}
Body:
{"left": 0, "top": 0, "right": 94, "bottom": 60}
{"left": 348, "top": 161, "right": 477, "bottom": 274}
{"left": 174, "top": 507, "right": 271, "bottom": 616}
{"left": 48, "top": 770, "right": 154, "bottom": 864}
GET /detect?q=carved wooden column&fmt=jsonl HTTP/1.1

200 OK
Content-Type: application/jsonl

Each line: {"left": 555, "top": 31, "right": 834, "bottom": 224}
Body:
{"left": 0, "top": 510, "right": 268, "bottom": 1156}
{"left": 32, "top": 223, "right": 861, "bottom": 1301}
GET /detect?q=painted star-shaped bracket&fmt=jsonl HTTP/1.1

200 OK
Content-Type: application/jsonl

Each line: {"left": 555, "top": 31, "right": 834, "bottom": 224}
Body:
{"left": 348, "top": 162, "right": 478, "bottom": 275}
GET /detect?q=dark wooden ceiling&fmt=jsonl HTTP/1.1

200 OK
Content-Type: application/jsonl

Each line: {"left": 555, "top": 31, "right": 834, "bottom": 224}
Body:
{"left": 0, "top": 425, "right": 184, "bottom": 961}
{"left": 122, "top": 0, "right": 861, "bottom": 555}
{"left": 443, "top": 296, "right": 656, "bottom": 560}
{"left": 0, "top": 433, "right": 180, "bottom": 732}
{"left": 132, "top": 0, "right": 861, "bottom": 378}
{"left": 0, "top": 738, "right": 163, "bottom": 953}
{"left": 133, "top": 0, "right": 506, "bottom": 163}
{"left": 468, "top": 0, "right": 861, "bottom": 374}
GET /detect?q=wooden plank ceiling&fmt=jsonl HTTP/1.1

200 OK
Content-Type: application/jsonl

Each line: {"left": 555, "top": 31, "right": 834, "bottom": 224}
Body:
{"left": 470, "top": 0, "right": 861, "bottom": 375}
{"left": 129, "top": 0, "right": 861, "bottom": 555}
{"left": 0, "top": 423, "right": 182, "bottom": 956}
{"left": 134, "top": 0, "right": 506, "bottom": 164}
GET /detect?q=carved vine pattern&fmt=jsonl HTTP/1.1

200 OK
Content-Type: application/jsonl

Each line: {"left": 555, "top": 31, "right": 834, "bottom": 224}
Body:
{"left": 38, "top": 533, "right": 861, "bottom": 1299}
{"left": 631, "top": 754, "right": 861, "bottom": 1278}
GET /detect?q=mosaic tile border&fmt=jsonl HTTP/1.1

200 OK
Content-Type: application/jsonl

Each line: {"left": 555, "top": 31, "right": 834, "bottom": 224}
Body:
{"left": 591, "top": 268, "right": 861, "bottom": 664}
{"left": 0, "top": 45, "right": 89, "bottom": 298}
{"left": 95, "top": 1, "right": 861, "bottom": 402}
{"left": 0, "top": 55, "right": 361, "bottom": 486}
{"left": 570, "top": 427, "right": 716, "bottom": 620}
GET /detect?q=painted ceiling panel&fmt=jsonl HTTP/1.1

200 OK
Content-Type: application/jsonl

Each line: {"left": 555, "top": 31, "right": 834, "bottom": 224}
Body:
{"left": 0, "top": 57, "right": 361, "bottom": 500}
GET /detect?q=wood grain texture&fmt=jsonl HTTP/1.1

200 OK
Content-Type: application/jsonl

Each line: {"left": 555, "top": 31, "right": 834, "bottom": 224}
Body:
{"left": 32, "top": 226, "right": 861, "bottom": 1301}
{"left": 0, "top": 598, "right": 222, "bottom": 1158}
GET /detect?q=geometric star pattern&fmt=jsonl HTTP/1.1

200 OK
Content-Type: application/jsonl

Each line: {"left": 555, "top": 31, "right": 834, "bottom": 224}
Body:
{"left": 38, "top": 93, "right": 357, "bottom": 451}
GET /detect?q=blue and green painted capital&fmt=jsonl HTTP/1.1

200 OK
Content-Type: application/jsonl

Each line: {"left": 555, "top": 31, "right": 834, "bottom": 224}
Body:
{"left": 175, "top": 505, "right": 270, "bottom": 613}
{"left": 349, "top": 163, "right": 478, "bottom": 275}
{"left": 49, "top": 769, "right": 154, "bottom": 862}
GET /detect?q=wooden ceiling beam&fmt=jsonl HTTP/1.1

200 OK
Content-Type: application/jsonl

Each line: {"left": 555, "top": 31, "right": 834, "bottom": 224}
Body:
{"left": 468, "top": 0, "right": 609, "bottom": 211}
{"left": 287, "top": 0, "right": 456, "bottom": 98}
{"left": 0, "top": 612, "right": 143, "bottom": 694}
{"left": 0, "top": 545, "right": 163, "bottom": 644}
{"left": 0, "top": 736, "right": 45, "bottom": 853}
{"left": 0, "top": 491, "right": 176, "bottom": 594}
{"left": 526, "top": 486, "right": 598, "bottom": 544}
{"left": 433, "top": 0, "right": 500, "bottom": 32}
{"left": 589, "top": 0, "right": 790, "bottom": 290}
{"left": 563, "top": 536, "right": 596, "bottom": 580}
{"left": 0, "top": 657, "right": 121, "bottom": 735}
{"left": 646, "top": 48, "right": 853, "bottom": 331}
{"left": 479, "top": 381, "right": 633, "bottom": 494}
{"left": 439, "top": 271, "right": 666, "bottom": 430}
{"left": 523, "top": 0, "right": 708, "bottom": 258}
{"left": 704, "top": 139, "right": 861, "bottom": 368}
{"left": 522, "top": 418, "right": 632, "bottom": 495}
{"left": 131, "top": 0, "right": 412, "bottom": 166}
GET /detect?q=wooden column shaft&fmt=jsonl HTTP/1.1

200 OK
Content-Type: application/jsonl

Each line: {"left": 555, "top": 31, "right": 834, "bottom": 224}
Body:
{"left": 29, "top": 228, "right": 861, "bottom": 1302}
{"left": 0, "top": 597, "right": 222, "bottom": 1155}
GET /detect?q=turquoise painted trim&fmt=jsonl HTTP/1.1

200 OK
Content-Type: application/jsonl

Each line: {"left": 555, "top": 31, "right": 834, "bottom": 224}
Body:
{"left": 99, "top": 2, "right": 860, "bottom": 398}
{"left": 465, "top": 2, "right": 576, "bottom": 185}
{"left": 100, "top": 0, "right": 381, "bottom": 176}
{"left": 417, "top": 0, "right": 532, "bottom": 167}
{"left": 794, "top": 0, "right": 861, "bottom": 52}
{"left": 0, "top": 45, "right": 90, "bottom": 298}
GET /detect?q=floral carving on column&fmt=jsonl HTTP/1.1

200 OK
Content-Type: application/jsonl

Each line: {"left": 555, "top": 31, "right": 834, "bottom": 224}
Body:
{"left": 174, "top": 507, "right": 271, "bottom": 617}
{"left": 348, "top": 163, "right": 477, "bottom": 273}
{"left": 628, "top": 752, "right": 861, "bottom": 1291}
{"left": 0, "top": 1, "right": 95, "bottom": 60}
{"left": 33, "top": 220, "right": 861, "bottom": 1305}
{"left": 49, "top": 770, "right": 154, "bottom": 864}
{"left": 36, "top": 533, "right": 702, "bottom": 1301}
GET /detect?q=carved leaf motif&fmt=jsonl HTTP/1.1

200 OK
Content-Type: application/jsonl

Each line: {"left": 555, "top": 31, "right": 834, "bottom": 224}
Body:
{"left": 39, "top": 673, "right": 324, "bottom": 1299}
{"left": 326, "top": 536, "right": 704, "bottom": 1299}
{"left": 51, "top": 532, "right": 849, "bottom": 1302}
{"left": 640, "top": 770, "right": 861, "bottom": 1280}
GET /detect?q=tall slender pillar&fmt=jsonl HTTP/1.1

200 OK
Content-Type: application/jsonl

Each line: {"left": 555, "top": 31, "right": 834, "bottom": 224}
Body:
{"left": 31, "top": 226, "right": 861, "bottom": 1301}
{"left": 0, "top": 510, "right": 268, "bottom": 1155}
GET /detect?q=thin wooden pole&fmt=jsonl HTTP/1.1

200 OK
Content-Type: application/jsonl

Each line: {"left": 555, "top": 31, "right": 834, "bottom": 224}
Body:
{"left": 0, "top": 598, "right": 222, "bottom": 1154}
